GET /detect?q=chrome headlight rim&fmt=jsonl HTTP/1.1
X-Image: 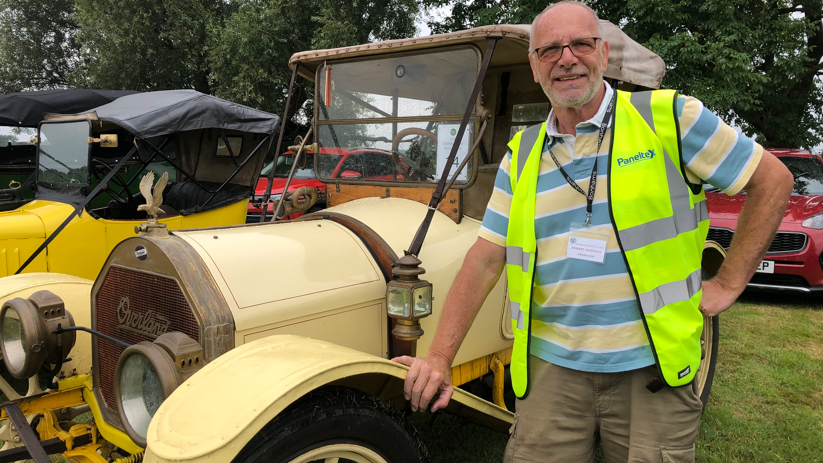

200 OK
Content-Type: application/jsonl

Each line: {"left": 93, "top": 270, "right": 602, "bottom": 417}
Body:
{"left": 114, "top": 342, "right": 181, "bottom": 448}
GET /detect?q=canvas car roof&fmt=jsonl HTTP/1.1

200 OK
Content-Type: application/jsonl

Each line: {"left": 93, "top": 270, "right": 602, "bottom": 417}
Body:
{"left": 0, "top": 89, "right": 138, "bottom": 127}
{"left": 45, "top": 90, "right": 280, "bottom": 138}
{"left": 289, "top": 22, "right": 666, "bottom": 90}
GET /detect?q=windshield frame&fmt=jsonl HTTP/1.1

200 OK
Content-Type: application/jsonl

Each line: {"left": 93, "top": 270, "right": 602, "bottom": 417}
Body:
{"left": 35, "top": 119, "right": 93, "bottom": 187}
{"left": 312, "top": 44, "right": 484, "bottom": 189}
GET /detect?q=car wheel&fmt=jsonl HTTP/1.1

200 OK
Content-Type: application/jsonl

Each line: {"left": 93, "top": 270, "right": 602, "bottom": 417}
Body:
{"left": 233, "top": 386, "right": 430, "bottom": 463}
{"left": 696, "top": 240, "right": 725, "bottom": 408}
{"left": 695, "top": 313, "right": 719, "bottom": 408}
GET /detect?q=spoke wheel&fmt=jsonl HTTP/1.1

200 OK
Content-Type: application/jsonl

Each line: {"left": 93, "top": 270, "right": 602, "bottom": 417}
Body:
{"left": 288, "top": 444, "right": 389, "bottom": 463}
{"left": 234, "top": 387, "right": 429, "bottom": 463}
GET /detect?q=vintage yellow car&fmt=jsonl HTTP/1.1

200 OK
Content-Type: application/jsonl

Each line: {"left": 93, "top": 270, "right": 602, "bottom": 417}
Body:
{"left": 0, "top": 89, "right": 138, "bottom": 199}
{"left": 0, "top": 90, "right": 280, "bottom": 281}
{"left": 0, "top": 22, "right": 724, "bottom": 462}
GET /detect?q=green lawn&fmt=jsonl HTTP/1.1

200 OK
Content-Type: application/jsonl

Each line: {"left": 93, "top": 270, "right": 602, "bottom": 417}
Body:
{"left": 413, "top": 291, "right": 823, "bottom": 463}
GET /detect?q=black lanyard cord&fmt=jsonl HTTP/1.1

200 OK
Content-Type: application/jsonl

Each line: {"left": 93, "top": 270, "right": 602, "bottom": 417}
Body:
{"left": 547, "top": 89, "right": 617, "bottom": 226}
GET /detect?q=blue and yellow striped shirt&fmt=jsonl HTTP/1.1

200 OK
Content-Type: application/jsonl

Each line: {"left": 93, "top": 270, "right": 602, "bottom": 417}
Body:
{"left": 479, "top": 84, "right": 762, "bottom": 373}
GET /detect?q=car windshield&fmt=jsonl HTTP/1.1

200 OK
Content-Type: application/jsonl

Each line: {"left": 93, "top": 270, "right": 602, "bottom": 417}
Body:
{"left": 261, "top": 153, "right": 343, "bottom": 179}
{"left": 315, "top": 46, "right": 480, "bottom": 185}
{"left": 37, "top": 121, "right": 90, "bottom": 184}
{"left": 780, "top": 156, "right": 823, "bottom": 195}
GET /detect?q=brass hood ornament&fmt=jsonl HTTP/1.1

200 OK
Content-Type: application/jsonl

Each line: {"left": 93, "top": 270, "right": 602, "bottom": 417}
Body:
{"left": 137, "top": 171, "right": 169, "bottom": 220}
{"left": 135, "top": 171, "right": 170, "bottom": 236}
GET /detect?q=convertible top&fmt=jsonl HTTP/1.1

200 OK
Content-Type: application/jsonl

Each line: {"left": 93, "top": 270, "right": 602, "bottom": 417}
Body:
{"left": 48, "top": 90, "right": 280, "bottom": 138}
{"left": 291, "top": 22, "right": 666, "bottom": 90}
{"left": 0, "top": 89, "right": 138, "bottom": 127}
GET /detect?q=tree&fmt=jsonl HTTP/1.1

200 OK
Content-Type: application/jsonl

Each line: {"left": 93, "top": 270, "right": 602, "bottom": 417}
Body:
{"left": 0, "top": 0, "right": 82, "bottom": 93}
{"left": 207, "top": 0, "right": 420, "bottom": 147}
{"left": 591, "top": 0, "right": 823, "bottom": 149}
{"left": 73, "top": 0, "right": 234, "bottom": 93}
{"left": 425, "top": 0, "right": 823, "bottom": 149}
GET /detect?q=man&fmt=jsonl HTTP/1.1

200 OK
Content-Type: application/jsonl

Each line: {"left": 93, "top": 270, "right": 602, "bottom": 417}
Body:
{"left": 394, "top": 2, "right": 793, "bottom": 462}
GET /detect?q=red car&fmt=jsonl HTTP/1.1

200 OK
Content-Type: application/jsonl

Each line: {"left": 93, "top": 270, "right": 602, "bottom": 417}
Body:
{"left": 707, "top": 149, "right": 823, "bottom": 292}
{"left": 246, "top": 148, "right": 405, "bottom": 223}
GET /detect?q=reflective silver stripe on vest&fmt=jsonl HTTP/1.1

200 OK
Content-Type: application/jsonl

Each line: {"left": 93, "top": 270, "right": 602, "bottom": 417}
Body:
{"left": 638, "top": 268, "right": 702, "bottom": 315}
{"left": 620, "top": 198, "right": 709, "bottom": 252}
{"left": 630, "top": 91, "right": 656, "bottom": 133}
{"left": 516, "top": 124, "right": 543, "bottom": 182}
{"left": 506, "top": 246, "right": 532, "bottom": 272}
{"left": 510, "top": 301, "right": 525, "bottom": 330}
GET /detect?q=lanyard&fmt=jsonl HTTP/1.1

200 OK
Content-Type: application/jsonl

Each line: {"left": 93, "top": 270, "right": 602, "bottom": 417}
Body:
{"left": 547, "top": 90, "right": 617, "bottom": 226}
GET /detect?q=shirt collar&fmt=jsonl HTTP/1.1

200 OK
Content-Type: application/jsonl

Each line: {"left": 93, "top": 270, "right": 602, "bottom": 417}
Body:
{"left": 545, "top": 81, "right": 614, "bottom": 139}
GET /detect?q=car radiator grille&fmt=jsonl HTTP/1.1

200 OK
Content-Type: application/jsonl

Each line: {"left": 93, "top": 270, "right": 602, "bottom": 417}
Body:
{"left": 707, "top": 228, "right": 807, "bottom": 254}
{"left": 95, "top": 267, "right": 200, "bottom": 410}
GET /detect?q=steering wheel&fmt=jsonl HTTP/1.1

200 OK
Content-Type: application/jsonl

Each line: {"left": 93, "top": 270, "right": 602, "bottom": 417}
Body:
{"left": 391, "top": 128, "right": 438, "bottom": 182}
{"left": 91, "top": 159, "right": 134, "bottom": 205}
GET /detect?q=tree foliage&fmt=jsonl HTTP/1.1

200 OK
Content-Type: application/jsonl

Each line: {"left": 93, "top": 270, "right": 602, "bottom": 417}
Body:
{"left": 207, "top": 0, "right": 419, "bottom": 143}
{"left": 425, "top": 0, "right": 823, "bottom": 149}
{"left": 73, "top": 0, "right": 232, "bottom": 93}
{"left": 0, "top": 0, "right": 81, "bottom": 93}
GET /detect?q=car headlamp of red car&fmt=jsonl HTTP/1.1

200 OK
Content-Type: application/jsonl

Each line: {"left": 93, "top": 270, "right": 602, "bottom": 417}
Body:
{"left": 802, "top": 213, "right": 823, "bottom": 229}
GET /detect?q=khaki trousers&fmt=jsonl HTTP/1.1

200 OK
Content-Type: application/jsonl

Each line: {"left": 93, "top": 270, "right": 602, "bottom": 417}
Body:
{"left": 504, "top": 356, "right": 703, "bottom": 463}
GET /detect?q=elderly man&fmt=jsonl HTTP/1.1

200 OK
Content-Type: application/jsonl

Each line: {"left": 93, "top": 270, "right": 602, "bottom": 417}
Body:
{"left": 394, "top": 1, "right": 793, "bottom": 461}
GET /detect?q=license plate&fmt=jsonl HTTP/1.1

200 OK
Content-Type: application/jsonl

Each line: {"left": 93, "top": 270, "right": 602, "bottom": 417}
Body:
{"left": 756, "top": 260, "right": 775, "bottom": 274}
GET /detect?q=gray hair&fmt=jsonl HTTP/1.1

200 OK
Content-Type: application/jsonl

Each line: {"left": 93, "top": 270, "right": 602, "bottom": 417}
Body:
{"left": 529, "top": 1, "right": 605, "bottom": 53}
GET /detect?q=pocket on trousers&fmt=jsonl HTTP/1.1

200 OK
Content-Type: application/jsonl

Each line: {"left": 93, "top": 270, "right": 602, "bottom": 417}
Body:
{"left": 661, "top": 444, "right": 695, "bottom": 463}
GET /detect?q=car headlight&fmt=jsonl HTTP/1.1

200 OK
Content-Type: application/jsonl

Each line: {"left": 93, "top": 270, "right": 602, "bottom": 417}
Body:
{"left": 802, "top": 213, "right": 823, "bottom": 229}
{"left": 0, "top": 291, "right": 75, "bottom": 379}
{"left": 114, "top": 332, "right": 203, "bottom": 447}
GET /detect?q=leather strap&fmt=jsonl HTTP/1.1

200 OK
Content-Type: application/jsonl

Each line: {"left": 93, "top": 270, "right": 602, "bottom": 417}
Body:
{"left": 407, "top": 37, "right": 498, "bottom": 257}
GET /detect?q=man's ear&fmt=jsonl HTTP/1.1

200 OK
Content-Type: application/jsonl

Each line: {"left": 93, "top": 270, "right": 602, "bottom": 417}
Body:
{"left": 601, "top": 40, "right": 610, "bottom": 72}
{"left": 528, "top": 53, "right": 540, "bottom": 83}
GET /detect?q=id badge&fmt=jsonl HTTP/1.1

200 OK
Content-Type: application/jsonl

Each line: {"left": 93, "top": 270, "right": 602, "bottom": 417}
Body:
{"left": 566, "top": 222, "right": 609, "bottom": 264}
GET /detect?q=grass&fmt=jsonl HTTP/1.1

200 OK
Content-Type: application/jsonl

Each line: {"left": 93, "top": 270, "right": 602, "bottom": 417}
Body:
{"left": 413, "top": 290, "right": 823, "bottom": 463}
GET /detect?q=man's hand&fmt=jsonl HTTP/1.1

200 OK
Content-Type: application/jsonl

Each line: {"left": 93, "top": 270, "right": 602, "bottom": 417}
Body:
{"left": 392, "top": 354, "right": 453, "bottom": 412}
{"left": 699, "top": 278, "right": 742, "bottom": 317}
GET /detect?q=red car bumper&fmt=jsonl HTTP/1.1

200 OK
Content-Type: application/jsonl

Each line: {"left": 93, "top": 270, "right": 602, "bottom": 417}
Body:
{"left": 708, "top": 220, "right": 823, "bottom": 292}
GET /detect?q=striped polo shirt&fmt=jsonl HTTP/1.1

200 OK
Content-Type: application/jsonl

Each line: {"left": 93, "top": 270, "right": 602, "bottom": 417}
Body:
{"left": 479, "top": 83, "right": 763, "bottom": 373}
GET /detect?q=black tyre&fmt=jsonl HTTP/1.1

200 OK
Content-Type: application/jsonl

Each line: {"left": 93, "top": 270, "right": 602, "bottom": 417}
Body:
{"left": 696, "top": 313, "right": 719, "bottom": 407}
{"left": 233, "top": 386, "right": 430, "bottom": 463}
{"left": 697, "top": 241, "right": 725, "bottom": 408}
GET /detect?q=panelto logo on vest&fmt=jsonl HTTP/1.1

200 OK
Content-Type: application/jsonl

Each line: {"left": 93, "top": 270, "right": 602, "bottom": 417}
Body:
{"left": 617, "top": 149, "right": 656, "bottom": 167}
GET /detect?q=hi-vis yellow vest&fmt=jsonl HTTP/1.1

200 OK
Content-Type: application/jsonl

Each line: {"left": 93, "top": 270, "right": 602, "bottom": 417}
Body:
{"left": 506, "top": 89, "right": 709, "bottom": 398}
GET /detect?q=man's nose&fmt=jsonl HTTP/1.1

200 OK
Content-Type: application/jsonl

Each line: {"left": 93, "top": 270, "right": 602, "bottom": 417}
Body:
{"left": 556, "top": 46, "right": 578, "bottom": 67}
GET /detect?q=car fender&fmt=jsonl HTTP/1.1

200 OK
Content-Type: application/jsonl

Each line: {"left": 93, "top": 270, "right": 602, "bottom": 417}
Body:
{"left": 145, "top": 335, "right": 513, "bottom": 463}
{"left": 0, "top": 273, "right": 93, "bottom": 391}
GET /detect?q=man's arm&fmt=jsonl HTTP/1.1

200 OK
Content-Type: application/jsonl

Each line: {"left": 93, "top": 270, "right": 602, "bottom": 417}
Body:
{"left": 392, "top": 236, "right": 506, "bottom": 412}
{"left": 700, "top": 150, "right": 793, "bottom": 316}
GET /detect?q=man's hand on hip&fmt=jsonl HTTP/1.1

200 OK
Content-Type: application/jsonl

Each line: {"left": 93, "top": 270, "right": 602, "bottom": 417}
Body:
{"left": 699, "top": 278, "right": 741, "bottom": 317}
{"left": 392, "top": 353, "right": 453, "bottom": 412}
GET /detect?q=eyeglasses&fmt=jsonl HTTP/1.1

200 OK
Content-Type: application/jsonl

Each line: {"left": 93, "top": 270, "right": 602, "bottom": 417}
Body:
{"left": 533, "top": 37, "right": 601, "bottom": 63}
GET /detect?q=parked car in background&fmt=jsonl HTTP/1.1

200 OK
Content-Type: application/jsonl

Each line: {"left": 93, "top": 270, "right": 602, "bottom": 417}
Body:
{"left": 0, "top": 90, "right": 279, "bottom": 280}
{"left": 0, "top": 89, "right": 137, "bottom": 202}
{"left": 247, "top": 147, "right": 406, "bottom": 222}
{"left": 707, "top": 148, "right": 823, "bottom": 291}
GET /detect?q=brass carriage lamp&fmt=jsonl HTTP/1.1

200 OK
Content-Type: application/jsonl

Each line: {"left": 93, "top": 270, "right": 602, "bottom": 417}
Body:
{"left": 387, "top": 255, "right": 433, "bottom": 342}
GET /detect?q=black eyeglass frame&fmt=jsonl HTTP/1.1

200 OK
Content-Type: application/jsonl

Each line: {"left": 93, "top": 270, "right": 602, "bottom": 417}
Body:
{"left": 532, "top": 37, "right": 602, "bottom": 63}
